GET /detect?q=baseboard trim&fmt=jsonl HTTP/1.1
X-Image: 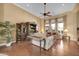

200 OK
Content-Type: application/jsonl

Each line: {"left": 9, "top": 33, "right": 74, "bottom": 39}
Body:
{"left": 0, "top": 41, "right": 16, "bottom": 47}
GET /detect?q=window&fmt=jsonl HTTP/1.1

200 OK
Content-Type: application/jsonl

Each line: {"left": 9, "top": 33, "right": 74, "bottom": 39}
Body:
{"left": 57, "top": 18, "right": 64, "bottom": 34}
{"left": 51, "top": 23, "right": 55, "bottom": 30}
{"left": 58, "top": 22, "right": 64, "bottom": 31}
{"left": 45, "top": 20, "right": 49, "bottom": 31}
{"left": 51, "top": 20, "right": 55, "bottom": 30}
{"left": 44, "top": 17, "right": 64, "bottom": 34}
{"left": 45, "top": 24, "right": 49, "bottom": 26}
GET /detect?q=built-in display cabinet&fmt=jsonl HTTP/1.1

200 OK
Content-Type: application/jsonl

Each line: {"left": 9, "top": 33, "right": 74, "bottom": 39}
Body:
{"left": 16, "top": 22, "right": 37, "bottom": 42}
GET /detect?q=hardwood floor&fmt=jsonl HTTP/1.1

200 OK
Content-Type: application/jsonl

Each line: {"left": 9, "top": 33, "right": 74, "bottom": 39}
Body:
{"left": 0, "top": 39, "right": 79, "bottom": 56}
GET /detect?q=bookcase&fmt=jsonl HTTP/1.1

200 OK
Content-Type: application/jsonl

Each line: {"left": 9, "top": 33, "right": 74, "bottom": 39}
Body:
{"left": 16, "top": 22, "right": 36, "bottom": 42}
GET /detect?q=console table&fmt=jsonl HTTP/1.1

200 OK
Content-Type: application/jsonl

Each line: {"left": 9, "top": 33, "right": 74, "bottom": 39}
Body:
{"left": 62, "top": 35, "right": 70, "bottom": 42}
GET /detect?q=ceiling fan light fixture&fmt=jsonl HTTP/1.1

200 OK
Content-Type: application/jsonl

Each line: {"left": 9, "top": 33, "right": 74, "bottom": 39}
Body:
{"left": 44, "top": 13, "right": 46, "bottom": 16}
{"left": 44, "top": 3, "right": 46, "bottom": 5}
{"left": 40, "top": 3, "right": 53, "bottom": 18}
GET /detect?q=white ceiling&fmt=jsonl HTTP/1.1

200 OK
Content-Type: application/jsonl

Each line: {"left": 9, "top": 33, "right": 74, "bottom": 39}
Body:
{"left": 15, "top": 3, "right": 76, "bottom": 18}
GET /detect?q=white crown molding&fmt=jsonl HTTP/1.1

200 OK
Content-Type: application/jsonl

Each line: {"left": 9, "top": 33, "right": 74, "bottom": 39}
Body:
{"left": 13, "top": 3, "right": 41, "bottom": 19}
{"left": 13, "top": 3, "right": 28, "bottom": 12}
{"left": 13, "top": 3, "right": 76, "bottom": 20}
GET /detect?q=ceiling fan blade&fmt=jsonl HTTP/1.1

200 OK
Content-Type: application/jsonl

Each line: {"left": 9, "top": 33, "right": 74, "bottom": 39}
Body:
{"left": 39, "top": 3, "right": 54, "bottom": 18}
{"left": 46, "top": 14, "right": 52, "bottom": 16}
{"left": 40, "top": 13, "right": 43, "bottom": 14}
{"left": 47, "top": 12, "right": 51, "bottom": 14}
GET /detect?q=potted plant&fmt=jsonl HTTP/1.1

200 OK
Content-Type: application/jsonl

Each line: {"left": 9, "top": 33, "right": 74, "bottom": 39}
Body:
{"left": 0, "top": 21, "right": 15, "bottom": 46}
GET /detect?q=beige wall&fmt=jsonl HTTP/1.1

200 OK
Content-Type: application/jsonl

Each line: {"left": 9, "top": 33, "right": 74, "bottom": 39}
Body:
{"left": 65, "top": 4, "right": 79, "bottom": 41}
{"left": 4, "top": 4, "right": 40, "bottom": 24}
{"left": 66, "top": 11, "right": 77, "bottom": 41}
{"left": 40, "top": 19, "right": 45, "bottom": 33}
{"left": 0, "top": 4, "right": 4, "bottom": 21}
{"left": 77, "top": 11, "right": 79, "bottom": 27}
{"left": 76, "top": 4, "right": 79, "bottom": 28}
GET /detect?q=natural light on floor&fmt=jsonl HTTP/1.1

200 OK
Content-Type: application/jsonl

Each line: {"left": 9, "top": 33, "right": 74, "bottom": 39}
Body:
{"left": 58, "top": 40, "right": 64, "bottom": 49}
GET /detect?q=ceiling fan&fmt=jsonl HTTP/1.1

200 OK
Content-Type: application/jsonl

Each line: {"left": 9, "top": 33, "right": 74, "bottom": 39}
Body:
{"left": 40, "top": 3, "right": 52, "bottom": 17}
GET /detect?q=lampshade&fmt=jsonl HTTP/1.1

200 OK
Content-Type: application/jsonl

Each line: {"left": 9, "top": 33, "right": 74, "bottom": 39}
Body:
{"left": 64, "top": 29, "right": 68, "bottom": 33}
{"left": 64, "top": 29, "right": 68, "bottom": 36}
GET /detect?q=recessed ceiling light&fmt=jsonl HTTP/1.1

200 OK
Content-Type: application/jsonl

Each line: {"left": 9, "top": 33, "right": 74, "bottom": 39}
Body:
{"left": 62, "top": 4, "right": 65, "bottom": 6}
{"left": 26, "top": 4, "right": 30, "bottom": 7}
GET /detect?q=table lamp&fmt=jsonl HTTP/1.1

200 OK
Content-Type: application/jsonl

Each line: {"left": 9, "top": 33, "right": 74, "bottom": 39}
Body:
{"left": 64, "top": 29, "right": 68, "bottom": 36}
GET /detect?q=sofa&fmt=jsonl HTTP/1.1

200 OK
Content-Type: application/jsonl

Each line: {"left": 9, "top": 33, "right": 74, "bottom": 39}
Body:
{"left": 31, "top": 33, "right": 54, "bottom": 50}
